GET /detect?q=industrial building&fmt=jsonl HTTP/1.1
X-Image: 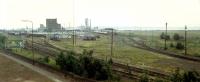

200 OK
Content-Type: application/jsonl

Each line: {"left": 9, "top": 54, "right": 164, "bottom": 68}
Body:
{"left": 46, "top": 19, "right": 61, "bottom": 32}
{"left": 38, "top": 24, "right": 46, "bottom": 32}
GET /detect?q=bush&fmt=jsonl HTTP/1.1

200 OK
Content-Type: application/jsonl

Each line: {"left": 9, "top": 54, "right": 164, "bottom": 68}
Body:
{"left": 55, "top": 52, "right": 66, "bottom": 70}
{"left": 183, "top": 70, "right": 200, "bottom": 82}
{"left": 154, "top": 78, "right": 167, "bottom": 82}
{"left": 194, "top": 53, "right": 200, "bottom": 57}
{"left": 80, "top": 55, "right": 96, "bottom": 78}
{"left": 110, "top": 73, "right": 121, "bottom": 82}
{"left": 82, "top": 49, "right": 93, "bottom": 56}
{"left": 160, "top": 32, "right": 170, "bottom": 40}
{"left": 80, "top": 50, "right": 112, "bottom": 80}
{"left": 170, "top": 68, "right": 200, "bottom": 82}
{"left": 176, "top": 42, "right": 184, "bottom": 50}
{"left": 56, "top": 50, "right": 112, "bottom": 80}
{"left": 170, "top": 43, "right": 174, "bottom": 47}
{"left": 170, "top": 68, "right": 183, "bottom": 82}
{"left": 0, "top": 34, "right": 6, "bottom": 49}
{"left": 173, "top": 33, "right": 181, "bottom": 41}
{"left": 108, "top": 58, "right": 113, "bottom": 65}
{"left": 43, "top": 56, "right": 50, "bottom": 63}
{"left": 64, "top": 54, "right": 78, "bottom": 72}
{"left": 95, "top": 63, "right": 111, "bottom": 80}
{"left": 139, "top": 73, "right": 149, "bottom": 82}
{"left": 56, "top": 51, "right": 84, "bottom": 75}
{"left": 165, "top": 35, "right": 170, "bottom": 40}
{"left": 160, "top": 32, "right": 165, "bottom": 39}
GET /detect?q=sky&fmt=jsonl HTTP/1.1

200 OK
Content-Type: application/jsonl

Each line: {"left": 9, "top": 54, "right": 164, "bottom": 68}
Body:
{"left": 0, "top": 0, "right": 200, "bottom": 30}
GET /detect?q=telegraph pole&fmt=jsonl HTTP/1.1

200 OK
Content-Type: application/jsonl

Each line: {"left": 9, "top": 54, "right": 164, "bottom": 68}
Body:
{"left": 164, "top": 22, "right": 168, "bottom": 50}
{"left": 72, "top": 0, "right": 76, "bottom": 48}
{"left": 185, "top": 25, "right": 187, "bottom": 55}
{"left": 151, "top": 28, "right": 154, "bottom": 47}
{"left": 73, "top": 30, "right": 75, "bottom": 48}
{"left": 31, "top": 22, "right": 34, "bottom": 65}
{"left": 69, "top": 23, "right": 74, "bottom": 48}
{"left": 111, "top": 29, "right": 114, "bottom": 58}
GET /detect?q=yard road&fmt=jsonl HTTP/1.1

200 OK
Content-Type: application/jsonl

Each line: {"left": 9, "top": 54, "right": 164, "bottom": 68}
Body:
{"left": 0, "top": 52, "right": 71, "bottom": 82}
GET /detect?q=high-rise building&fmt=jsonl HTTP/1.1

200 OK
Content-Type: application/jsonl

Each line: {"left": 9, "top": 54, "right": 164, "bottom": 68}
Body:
{"left": 46, "top": 19, "right": 61, "bottom": 32}
{"left": 85, "top": 18, "right": 89, "bottom": 28}
{"left": 85, "top": 18, "right": 91, "bottom": 31}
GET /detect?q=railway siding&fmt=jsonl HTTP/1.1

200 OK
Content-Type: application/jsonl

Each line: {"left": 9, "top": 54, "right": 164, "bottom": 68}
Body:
{"left": 127, "top": 37, "right": 200, "bottom": 62}
{"left": 25, "top": 40, "right": 170, "bottom": 80}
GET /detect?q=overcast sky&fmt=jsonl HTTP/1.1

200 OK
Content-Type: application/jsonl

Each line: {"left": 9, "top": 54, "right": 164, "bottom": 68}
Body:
{"left": 0, "top": 0, "right": 200, "bottom": 30}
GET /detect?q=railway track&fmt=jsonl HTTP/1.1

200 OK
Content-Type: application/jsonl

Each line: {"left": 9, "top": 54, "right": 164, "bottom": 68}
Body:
{"left": 112, "top": 62, "right": 169, "bottom": 78}
{"left": 25, "top": 41, "right": 58, "bottom": 57}
{"left": 125, "top": 37, "right": 200, "bottom": 63}
{"left": 25, "top": 39, "right": 170, "bottom": 80}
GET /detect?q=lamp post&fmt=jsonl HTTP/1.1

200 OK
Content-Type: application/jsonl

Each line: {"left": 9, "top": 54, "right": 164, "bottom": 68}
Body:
{"left": 185, "top": 25, "right": 187, "bottom": 55}
{"left": 21, "top": 20, "right": 34, "bottom": 65}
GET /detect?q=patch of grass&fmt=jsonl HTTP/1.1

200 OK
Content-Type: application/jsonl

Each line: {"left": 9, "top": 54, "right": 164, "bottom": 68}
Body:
{"left": 11, "top": 48, "right": 60, "bottom": 69}
{"left": 49, "top": 34, "right": 182, "bottom": 72}
{"left": 11, "top": 48, "right": 43, "bottom": 59}
{"left": 127, "top": 30, "right": 200, "bottom": 56}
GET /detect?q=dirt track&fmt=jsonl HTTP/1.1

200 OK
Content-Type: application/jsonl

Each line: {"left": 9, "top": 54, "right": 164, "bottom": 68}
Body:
{"left": 0, "top": 52, "right": 55, "bottom": 82}
{"left": 0, "top": 52, "right": 72, "bottom": 82}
